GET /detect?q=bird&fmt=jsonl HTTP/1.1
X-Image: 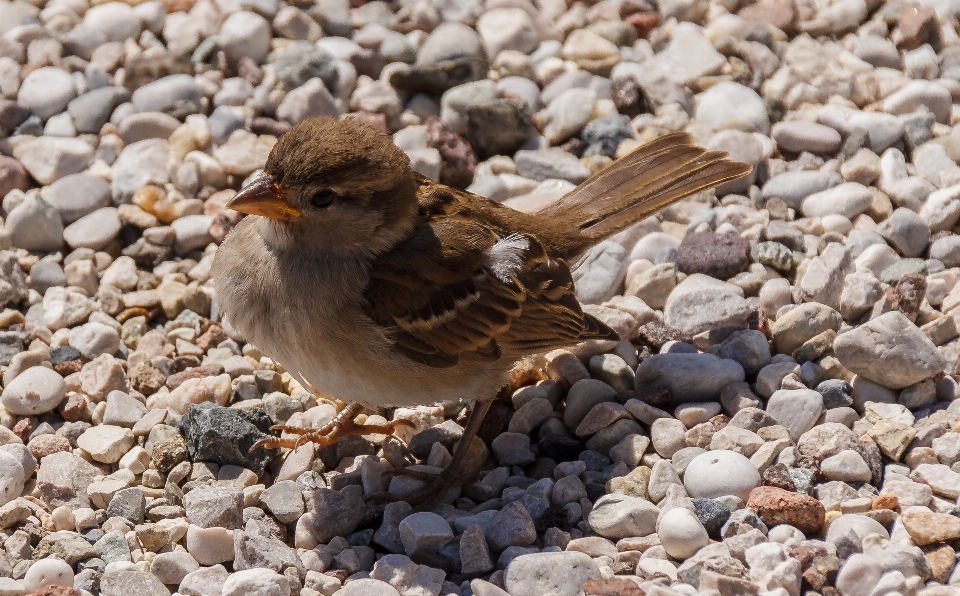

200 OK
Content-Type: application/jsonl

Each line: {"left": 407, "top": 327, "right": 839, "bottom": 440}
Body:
{"left": 211, "top": 116, "right": 750, "bottom": 502}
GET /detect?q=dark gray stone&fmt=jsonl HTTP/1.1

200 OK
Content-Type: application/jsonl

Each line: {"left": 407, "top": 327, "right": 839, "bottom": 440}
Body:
{"left": 179, "top": 402, "right": 277, "bottom": 476}
{"left": 106, "top": 487, "right": 146, "bottom": 525}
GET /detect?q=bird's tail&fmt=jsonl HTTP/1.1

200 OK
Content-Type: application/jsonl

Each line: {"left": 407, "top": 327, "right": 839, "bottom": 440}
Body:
{"left": 538, "top": 132, "right": 752, "bottom": 260}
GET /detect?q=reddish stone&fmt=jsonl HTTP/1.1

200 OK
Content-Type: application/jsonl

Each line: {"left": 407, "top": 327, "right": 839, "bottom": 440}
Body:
{"left": 236, "top": 56, "right": 263, "bottom": 86}
{"left": 615, "top": 386, "right": 672, "bottom": 409}
{"left": 890, "top": 274, "right": 925, "bottom": 323}
{"left": 58, "top": 392, "right": 90, "bottom": 422}
{"left": 164, "top": 363, "right": 223, "bottom": 391}
{"left": 12, "top": 417, "right": 34, "bottom": 443}
{"left": 789, "top": 543, "right": 828, "bottom": 569}
{"left": 0, "top": 155, "right": 30, "bottom": 197}
{"left": 27, "top": 433, "right": 71, "bottom": 460}
{"left": 676, "top": 231, "right": 750, "bottom": 280}
{"left": 747, "top": 486, "right": 825, "bottom": 535}
{"left": 172, "top": 355, "right": 201, "bottom": 372}
{"left": 636, "top": 320, "right": 693, "bottom": 349}
{"left": 583, "top": 578, "right": 645, "bottom": 596}
{"left": 53, "top": 360, "right": 82, "bottom": 376}
{"left": 738, "top": 0, "right": 796, "bottom": 32}
{"left": 0, "top": 100, "right": 30, "bottom": 133}
{"left": 802, "top": 555, "right": 840, "bottom": 591}
{"left": 424, "top": 116, "right": 478, "bottom": 189}
{"left": 872, "top": 494, "right": 898, "bottom": 510}
{"left": 325, "top": 570, "right": 349, "bottom": 582}
{"left": 195, "top": 324, "right": 229, "bottom": 352}
{"left": 129, "top": 362, "right": 167, "bottom": 396}
{"left": 896, "top": 7, "right": 941, "bottom": 51}
{"left": 762, "top": 463, "right": 798, "bottom": 492}
{"left": 343, "top": 111, "right": 388, "bottom": 134}
{"left": 623, "top": 11, "right": 660, "bottom": 39}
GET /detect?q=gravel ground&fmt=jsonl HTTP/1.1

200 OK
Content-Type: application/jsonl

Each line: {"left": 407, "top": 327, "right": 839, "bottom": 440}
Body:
{"left": 1, "top": 0, "right": 960, "bottom": 595}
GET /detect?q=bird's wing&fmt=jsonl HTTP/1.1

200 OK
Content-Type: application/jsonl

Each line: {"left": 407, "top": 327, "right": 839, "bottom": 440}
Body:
{"left": 364, "top": 183, "right": 617, "bottom": 368}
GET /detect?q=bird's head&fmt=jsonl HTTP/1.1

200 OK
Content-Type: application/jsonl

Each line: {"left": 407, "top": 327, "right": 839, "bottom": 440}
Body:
{"left": 226, "top": 116, "right": 419, "bottom": 256}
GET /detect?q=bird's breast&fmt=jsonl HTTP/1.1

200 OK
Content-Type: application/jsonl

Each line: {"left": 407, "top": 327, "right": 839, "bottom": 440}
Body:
{"left": 211, "top": 220, "right": 488, "bottom": 407}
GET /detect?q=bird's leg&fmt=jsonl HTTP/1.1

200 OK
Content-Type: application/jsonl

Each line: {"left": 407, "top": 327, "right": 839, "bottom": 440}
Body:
{"left": 366, "top": 400, "right": 492, "bottom": 506}
{"left": 251, "top": 403, "right": 415, "bottom": 451}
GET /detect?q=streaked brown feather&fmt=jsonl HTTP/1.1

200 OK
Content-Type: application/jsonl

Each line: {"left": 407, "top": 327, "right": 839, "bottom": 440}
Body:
{"left": 363, "top": 133, "right": 750, "bottom": 368}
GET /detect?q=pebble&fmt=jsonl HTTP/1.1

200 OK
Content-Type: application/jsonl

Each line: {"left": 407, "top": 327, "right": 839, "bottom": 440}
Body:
{"left": 834, "top": 311, "right": 946, "bottom": 389}
{"left": 12, "top": 136, "right": 94, "bottom": 185}
{"left": 684, "top": 450, "right": 761, "bottom": 501}
{"left": 5, "top": 194, "right": 63, "bottom": 252}
{"left": 695, "top": 82, "right": 769, "bottom": 134}
{"left": 504, "top": 552, "right": 600, "bottom": 596}
{"left": 42, "top": 173, "right": 112, "bottom": 224}
{"left": 765, "top": 389, "right": 823, "bottom": 440}
{"left": 220, "top": 12, "right": 272, "bottom": 66}
{"left": 801, "top": 182, "right": 873, "bottom": 218}
{"left": 663, "top": 274, "right": 751, "bottom": 336}
{"left": 17, "top": 67, "right": 77, "bottom": 121}
{"left": 22, "top": 557, "right": 74, "bottom": 592}
{"left": 0, "top": 366, "right": 66, "bottom": 415}
{"left": 772, "top": 121, "right": 842, "bottom": 154}
{"left": 63, "top": 207, "right": 122, "bottom": 250}
{"left": 658, "top": 507, "right": 710, "bottom": 559}
{"left": 76, "top": 425, "right": 134, "bottom": 463}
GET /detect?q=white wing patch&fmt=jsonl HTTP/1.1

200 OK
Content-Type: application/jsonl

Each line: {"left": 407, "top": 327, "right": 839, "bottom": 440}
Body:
{"left": 487, "top": 233, "right": 530, "bottom": 283}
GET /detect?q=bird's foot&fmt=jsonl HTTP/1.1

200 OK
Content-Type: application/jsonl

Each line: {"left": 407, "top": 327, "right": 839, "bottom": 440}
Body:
{"left": 250, "top": 404, "right": 414, "bottom": 451}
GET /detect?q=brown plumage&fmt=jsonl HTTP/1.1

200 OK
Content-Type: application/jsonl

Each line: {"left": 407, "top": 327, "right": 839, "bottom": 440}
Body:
{"left": 212, "top": 116, "right": 750, "bottom": 496}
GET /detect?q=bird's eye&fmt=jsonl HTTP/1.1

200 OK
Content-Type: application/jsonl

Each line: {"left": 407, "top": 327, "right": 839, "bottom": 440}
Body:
{"left": 311, "top": 189, "right": 338, "bottom": 208}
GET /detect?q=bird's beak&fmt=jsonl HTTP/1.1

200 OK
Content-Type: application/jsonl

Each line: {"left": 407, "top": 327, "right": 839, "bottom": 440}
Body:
{"left": 226, "top": 174, "right": 301, "bottom": 220}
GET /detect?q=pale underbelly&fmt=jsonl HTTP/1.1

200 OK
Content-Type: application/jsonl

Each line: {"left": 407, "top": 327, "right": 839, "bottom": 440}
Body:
{"left": 245, "top": 314, "right": 511, "bottom": 409}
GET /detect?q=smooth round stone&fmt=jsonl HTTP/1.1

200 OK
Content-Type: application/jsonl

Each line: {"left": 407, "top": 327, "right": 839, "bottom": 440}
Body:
{"left": 772, "top": 121, "right": 842, "bottom": 154}
{"left": 6, "top": 195, "right": 64, "bottom": 252}
{"left": 63, "top": 207, "right": 121, "bottom": 250}
{"left": 683, "top": 450, "right": 760, "bottom": 502}
{"left": 929, "top": 235, "right": 960, "bottom": 268}
{"left": 11, "top": 136, "right": 94, "bottom": 185}
{"left": 882, "top": 80, "right": 952, "bottom": 124}
{"left": 476, "top": 7, "right": 539, "bottom": 58}
{"left": 42, "top": 173, "right": 111, "bottom": 224}
{"left": 68, "top": 321, "right": 121, "bottom": 358}
{"left": 0, "top": 366, "right": 66, "bottom": 415}
{"left": 418, "top": 22, "right": 484, "bottom": 64}
{"left": 341, "top": 579, "right": 401, "bottom": 596}
{"left": 877, "top": 208, "right": 930, "bottom": 258}
{"left": 835, "top": 553, "right": 881, "bottom": 596}
{"left": 801, "top": 182, "right": 872, "bottom": 218}
{"left": 17, "top": 67, "right": 77, "bottom": 120}
{"left": 118, "top": 112, "right": 181, "bottom": 144}
{"left": 658, "top": 507, "right": 709, "bottom": 560}
{"left": 83, "top": 2, "right": 142, "bottom": 43}
{"left": 694, "top": 82, "right": 769, "bottom": 134}
{"left": 0, "top": 155, "right": 29, "bottom": 198}
{"left": 29, "top": 260, "right": 66, "bottom": 294}
{"left": 221, "top": 568, "right": 289, "bottom": 596}
{"left": 762, "top": 170, "right": 842, "bottom": 211}
{"left": 23, "top": 557, "right": 74, "bottom": 592}
{"left": 67, "top": 87, "right": 131, "bottom": 135}
{"left": 131, "top": 75, "right": 203, "bottom": 115}
{"left": 220, "top": 11, "right": 271, "bottom": 65}
{"left": 820, "top": 449, "right": 872, "bottom": 483}
{"left": 0, "top": 450, "right": 25, "bottom": 507}
{"left": 826, "top": 514, "right": 889, "bottom": 545}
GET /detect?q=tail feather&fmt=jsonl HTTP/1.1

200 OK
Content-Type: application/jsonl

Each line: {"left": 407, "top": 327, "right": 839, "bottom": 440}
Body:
{"left": 538, "top": 132, "right": 752, "bottom": 259}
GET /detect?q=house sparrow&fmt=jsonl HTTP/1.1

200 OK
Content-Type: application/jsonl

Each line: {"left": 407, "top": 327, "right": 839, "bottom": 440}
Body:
{"left": 212, "top": 116, "right": 750, "bottom": 500}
